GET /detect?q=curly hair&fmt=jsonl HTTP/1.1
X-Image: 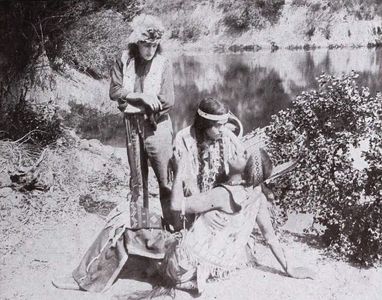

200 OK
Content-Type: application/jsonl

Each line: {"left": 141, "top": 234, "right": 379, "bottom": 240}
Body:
{"left": 127, "top": 14, "right": 165, "bottom": 58}
{"left": 127, "top": 43, "right": 162, "bottom": 59}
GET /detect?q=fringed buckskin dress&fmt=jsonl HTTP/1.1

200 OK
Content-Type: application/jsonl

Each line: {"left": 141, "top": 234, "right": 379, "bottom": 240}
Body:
{"left": 164, "top": 185, "right": 264, "bottom": 293}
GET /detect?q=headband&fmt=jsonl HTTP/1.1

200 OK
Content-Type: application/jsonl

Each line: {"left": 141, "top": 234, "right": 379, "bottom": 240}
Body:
{"left": 197, "top": 109, "right": 230, "bottom": 121}
{"left": 129, "top": 15, "right": 165, "bottom": 44}
{"left": 140, "top": 28, "right": 164, "bottom": 43}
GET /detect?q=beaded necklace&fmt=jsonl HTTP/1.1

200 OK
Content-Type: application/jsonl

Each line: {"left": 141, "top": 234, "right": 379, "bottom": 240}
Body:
{"left": 197, "top": 138, "right": 225, "bottom": 193}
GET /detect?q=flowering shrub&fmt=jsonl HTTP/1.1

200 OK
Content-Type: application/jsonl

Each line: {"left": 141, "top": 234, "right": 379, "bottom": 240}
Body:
{"left": 264, "top": 73, "right": 382, "bottom": 265}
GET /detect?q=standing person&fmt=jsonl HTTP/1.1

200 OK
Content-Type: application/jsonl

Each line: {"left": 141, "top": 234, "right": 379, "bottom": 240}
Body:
{"left": 109, "top": 14, "right": 174, "bottom": 224}
{"left": 51, "top": 14, "right": 175, "bottom": 293}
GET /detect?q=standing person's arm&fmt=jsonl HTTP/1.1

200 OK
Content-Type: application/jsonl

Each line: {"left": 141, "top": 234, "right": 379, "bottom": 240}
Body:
{"left": 157, "top": 58, "right": 175, "bottom": 111}
{"left": 109, "top": 53, "right": 162, "bottom": 112}
{"left": 109, "top": 54, "right": 142, "bottom": 103}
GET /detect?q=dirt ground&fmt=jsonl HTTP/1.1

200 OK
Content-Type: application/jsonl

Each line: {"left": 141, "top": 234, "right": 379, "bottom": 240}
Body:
{"left": 1, "top": 142, "right": 382, "bottom": 300}
{"left": 1, "top": 198, "right": 382, "bottom": 300}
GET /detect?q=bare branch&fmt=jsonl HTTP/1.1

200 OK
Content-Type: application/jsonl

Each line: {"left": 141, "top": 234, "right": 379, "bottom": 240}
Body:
{"left": 29, "top": 148, "right": 47, "bottom": 172}
{"left": 12, "top": 130, "right": 48, "bottom": 144}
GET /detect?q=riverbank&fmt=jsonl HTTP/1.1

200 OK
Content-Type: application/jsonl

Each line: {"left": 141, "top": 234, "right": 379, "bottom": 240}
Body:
{"left": 164, "top": 24, "right": 382, "bottom": 55}
{"left": 154, "top": 0, "right": 382, "bottom": 55}
{"left": 1, "top": 137, "right": 381, "bottom": 300}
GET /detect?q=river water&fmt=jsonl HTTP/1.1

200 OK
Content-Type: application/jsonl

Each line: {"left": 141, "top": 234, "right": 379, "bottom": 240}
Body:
{"left": 77, "top": 48, "right": 382, "bottom": 146}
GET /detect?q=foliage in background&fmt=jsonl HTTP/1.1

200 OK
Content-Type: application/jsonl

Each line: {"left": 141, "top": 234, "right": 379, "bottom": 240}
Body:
{"left": 264, "top": 73, "right": 382, "bottom": 266}
{"left": 169, "top": 13, "right": 210, "bottom": 42}
{"left": 329, "top": 0, "right": 382, "bottom": 20}
{"left": 301, "top": 1, "right": 334, "bottom": 41}
{"left": 0, "top": 0, "right": 141, "bottom": 77}
{"left": 0, "top": 98, "right": 63, "bottom": 147}
{"left": 2, "top": 0, "right": 382, "bottom": 82}
{"left": 219, "top": 0, "right": 285, "bottom": 31}
{"left": 145, "top": 0, "right": 285, "bottom": 40}
{"left": 1, "top": 1, "right": 90, "bottom": 78}
{"left": 143, "top": 0, "right": 200, "bottom": 15}
{"left": 62, "top": 102, "right": 125, "bottom": 144}
{"left": 2, "top": 0, "right": 382, "bottom": 81}
{"left": 143, "top": 0, "right": 211, "bottom": 42}
{"left": 292, "top": 0, "right": 382, "bottom": 20}
{"left": 0, "top": 0, "right": 140, "bottom": 144}
{"left": 290, "top": 0, "right": 382, "bottom": 41}
{"left": 60, "top": 10, "right": 130, "bottom": 78}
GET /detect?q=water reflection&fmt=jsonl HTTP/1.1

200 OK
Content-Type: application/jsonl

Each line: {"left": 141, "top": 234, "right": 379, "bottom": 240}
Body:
{"left": 172, "top": 55, "right": 292, "bottom": 134}
{"left": 76, "top": 48, "right": 382, "bottom": 146}
{"left": 172, "top": 48, "right": 382, "bottom": 136}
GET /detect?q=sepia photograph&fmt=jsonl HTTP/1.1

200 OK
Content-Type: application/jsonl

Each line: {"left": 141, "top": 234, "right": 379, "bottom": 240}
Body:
{"left": 0, "top": 0, "right": 381, "bottom": 299}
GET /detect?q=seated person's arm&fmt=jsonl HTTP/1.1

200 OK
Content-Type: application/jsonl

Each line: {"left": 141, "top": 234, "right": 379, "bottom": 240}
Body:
{"left": 256, "top": 196, "right": 315, "bottom": 279}
{"left": 170, "top": 158, "right": 237, "bottom": 214}
{"left": 256, "top": 195, "right": 289, "bottom": 273}
{"left": 171, "top": 187, "right": 237, "bottom": 214}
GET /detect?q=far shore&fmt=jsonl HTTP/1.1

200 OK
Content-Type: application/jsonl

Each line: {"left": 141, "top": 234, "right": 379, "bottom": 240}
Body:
{"left": 164, "top": 39, "right": 382, "bottom": 56}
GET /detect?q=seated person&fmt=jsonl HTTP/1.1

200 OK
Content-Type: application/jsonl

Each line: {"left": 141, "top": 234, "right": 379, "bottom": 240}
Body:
{"left": 163, "top": 148, "right": 315, "bottom": 295}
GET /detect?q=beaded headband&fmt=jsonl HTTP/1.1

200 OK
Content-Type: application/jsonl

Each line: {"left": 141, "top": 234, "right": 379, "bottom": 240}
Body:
{"left": 197, "top": 109, "right": 229, "bottom": 121}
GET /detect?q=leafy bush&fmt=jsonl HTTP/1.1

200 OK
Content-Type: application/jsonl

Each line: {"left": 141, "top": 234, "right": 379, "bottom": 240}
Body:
{"left": 0, "top": 98, "right": 63, "bottom": 147}
{"left": 0, "top": 0, "right": 141, "bottom": 80}
{"left": 294, "top": 1, "right": 334, "bottom": 41}
{"left": 62, "top": 102, "right": 125, "bottom": 144}
{"left": 60, "top": 10, "right": 130, "bottom": 78}
{"left": 169, "top": 14, "right": 209, "bottom": 42}
{"left": 220, "top": 0, "right": 285, "bottom": 31}
{"left": 264, "top": 73, "right": 382, "bottom": 265}
{"left": 144, "top": 0, "right": 210, "bottom": 42}
{"left": 291, "top": 0, "right": 382, "bottom": 20}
